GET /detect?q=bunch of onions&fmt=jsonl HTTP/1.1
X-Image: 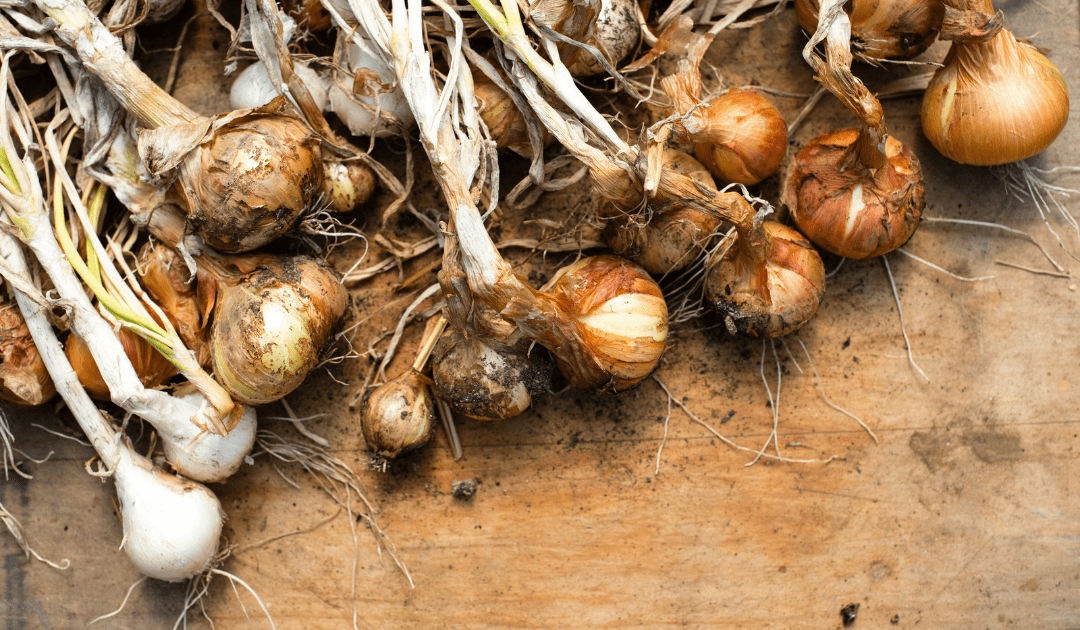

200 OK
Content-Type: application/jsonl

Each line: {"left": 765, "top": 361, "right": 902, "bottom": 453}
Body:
{"left": 144, "top": 205, "right": 350, "bottom": 406}
{"left": 0, "top": 294, "right": 55, "bottom": 407}
{"left": 920, "top": 2, "right": 1069, "bottom": 165}
{"left": 705, "top": 221, "right": 826, "bottom": 338}
{"left": 602, "top": 148, "right": 720, "bottom": 276}
{"left": 360, "top": 318, "right": 445, "bottom": 460}
{"left": 794, "top": 0, "right": 944, "bottom": 61}
{"left": 36, "top": 0, "right": 324, "bottom": 253}
{"left": 663, "top": 73, "right": 788, "bottom": 187}
{"left": 784, "top": 0, "right": 925, "bottom": 259}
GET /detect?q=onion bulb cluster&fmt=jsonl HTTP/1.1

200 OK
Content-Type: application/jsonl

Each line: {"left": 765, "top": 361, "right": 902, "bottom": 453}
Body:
{"left": 920, "top": 10, "right": 1069, "bottom": 165}
{"left": 795, "top": 0, "right": 944, "bottom": 60}
{"left": 432, "top": 331, "right": 549, "bottom": 421}
{"left": 705, "top": 222, "right": 826, "bottom": 338}
{"left": 785, "top": 128, "right": 925, "bottom": 259}
{"left": 138, "top": 243, "right": 212, "bottom": 366}
{"left": 209, "top": 256, "right": 349, "bottom": 405}
{"left": 549, "top": 255, "right": 668, "bottom": 391}
{"left": 603, "top": 148, "right": 720, "bottom": 276}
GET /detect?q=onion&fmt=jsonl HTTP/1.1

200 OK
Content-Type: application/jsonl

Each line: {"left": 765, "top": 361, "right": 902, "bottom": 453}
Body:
{"left": 138, "top": 243, "right": 213, "bottom": 367}
{"left": 37, "top": 0, "right": 323, "bottom": 253}
{"left": 786, "top": 128, "right": 925, "bottom": 258}
{"left": 920, "top": 3, "right": 1069, "bottom": 165}
{"left": 432, "top": 330, "right": 549, "bottom": 421}
{"left": 360, "top": 371, "right": 435, "bottom": 460}
{"left": 327, "top": 37, "right": 415, "bottom": 138}
{"left": 795, "top": 0, "right": 944, "bottom": 60}
{"left": 0, "top": 300, "right": 55, "bottom": 407}
{"left": 602, "top": 148, "right": 720, "bottom": 276}
{"left": 566, "top": 0, "right": 641, "bottom": 76}
{"left": 229, "top": 61, "right": 329, "bottom": 113}
{"left": 664, "top": 76, "right": 789, "bottom": 186}
{"left": 65, "top": 326, "right": 178, "bottom": 400}
{"left": 472, "top": 67, "right": 551, "bottom": 157}
{"left": 705, "top": 222, "right": 826, "bottom": 338}
{"left": 322, "top": 160, "right": 375, "bottom": 213}
{"left": 208, "top": 256, "right": 350, "bottom": 406}
{"left": 547, "top": 255, "right": 668, "bottom": 391}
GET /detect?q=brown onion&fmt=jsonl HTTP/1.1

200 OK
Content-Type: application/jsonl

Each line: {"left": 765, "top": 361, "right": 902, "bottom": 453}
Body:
{"left": 209, "top": 256, "right": 349, "bottom": 405}
{"left": 795, "top": 0, "right": 944, "bottom": 60}
{"left": 921, "top": 10, "right": 1069, "bottom": 165}
{"left": 705, "top": 222, "right": 826, "bottom": 338}
{"left": 66, "top": 326, "right": 178, "bottom": 401}
{"left": 138, "top": 243, "right": 213, "bottom": 367}
{"left": 548, "top": 255, "right": 667, "bottom": 391}
{"left": 472, "top": 68, "right": 552, "bottom": 158}
{"left": 322, "top": 160, "right": 375, "bottom": 213}
{"left": 603, "top": 148, "right": 720, "bottom": 275}
{"left": 785, "top": 128, "right": 924, "bottom": 259}
{"left": 0, "top": 303, "right": 55, "bottom": 407}
{"left": 432, "top": 331, "right": 549, "bottom": 421}
{"left": 360, "top": 372, "right": 434, "bottom": 461}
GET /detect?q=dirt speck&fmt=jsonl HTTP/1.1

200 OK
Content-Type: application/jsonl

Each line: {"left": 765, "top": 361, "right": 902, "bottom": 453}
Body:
{"left": 452, "top": 478, "right": 479, "bottom": 500}
{"left": 869, "top": 560, "right": 892, "bottom": 582}
{"left": 1019, "top": 578, "right": 1038, "bottom": 592}
{"left": 909, "top": 431, "right": 950, "bottom": 472}
{"left": 962, "top": 429, "right": 1022, "bottom": 464}
{"left": 840, "top": 603, "right": 859, "bottom": 626}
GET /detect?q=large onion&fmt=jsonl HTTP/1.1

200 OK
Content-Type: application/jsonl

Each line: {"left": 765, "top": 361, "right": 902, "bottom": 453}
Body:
{"left": 795, "top": 0, "right": 944, "bottom": 60}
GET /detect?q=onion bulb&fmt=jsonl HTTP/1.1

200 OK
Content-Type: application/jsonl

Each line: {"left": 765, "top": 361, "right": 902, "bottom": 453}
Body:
{"left": 795, "top": 0, "right": 944, "bottom": 60}
{"left": 566, "top": 0, "right": 641, "bottom": 76}
{"left": 322, "top": 160, "right": 375, "bottom": 213}
{"left": 327, "top": 38, "right": 415, "bottom": 138}
{"left": 664, "top": 74, "right": 789, "bottom": 186}
{"left": 432, "top": 331, "right": 549, "bottom": 421}
{"left": 209, "top": 256, "right": 349, "bottom": 405}
{"left": 472, "top": 67, "right": 551, "bottom": 158}
{"left": 360, "top": 372, "right": 434, "bottom": 460}
{"left": 920, "top": 5, "right": 1069, "bottom": 165}
{"left": 229, "top": 61, "right": 329, "bottom": 113}
{"left": 113, "top": 442, "right": 224, "bottom": 581}
{"left": 548, "top": 255, "right": 668, "bottom": 391}
{"left": 65, "top": 327, "right": 178, "bottom": 401}
{"left": 705, "top": 222, "right": 826, "bottom": 338}
{"left": 602, "top": 148, "right": 720, "bottom": 276}
{"left": 785, "top": 128, "right": 925, "bottom": 259}
{"left": 138, "top": 243, "right": 213, "bottom": 367}
{"left": 0, "top": 301, "right": 55, "bottom": 407}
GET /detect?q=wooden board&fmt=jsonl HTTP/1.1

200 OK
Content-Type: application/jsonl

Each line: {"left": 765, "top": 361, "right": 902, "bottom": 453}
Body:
{"left": 1, "top": 0, "right": 1078, "bottom": 628}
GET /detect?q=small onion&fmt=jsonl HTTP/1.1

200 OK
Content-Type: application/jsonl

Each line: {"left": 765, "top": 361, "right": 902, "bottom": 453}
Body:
{"left": 795, "top": 0, "right": 944, "bottom": 60}
{"left": 549, "top": 255, "right": 668, "bottom": 391}
{"left": 210, "top": 256, "right": 349, "bottom": 405}
{"left": 705, "top": 222, "right": 826, "bottom": 338}
{"left": 327, "top": 40, "right": 415, "bottom": 138}
{"left": 66, "top": 327, "right": 178, "bottom": 401}
{"left": 690, "top": 88, "right": 788, "bottom": 186}
{"left": 360, "top": 372, "right": 434, "bottom": 460}
{"left": 785, "top": 128, "right": 924, "bottom": 259}
{"left": 566, "top": 0, "right": 641, "bottom": 76}
{"left": 322, "top": 160, "right": 375, "bottom": 213}
{"left": 921, "top": 25, "right": 1069, "bottom": 165}
{"left": 0, "top": 302, "right": 55, "bottom": 407}
{"left": 603, "top": 148, "right": 720, "bottom": 276}
{"left": 432, "top": 331, "right": 549, "bottom": 421}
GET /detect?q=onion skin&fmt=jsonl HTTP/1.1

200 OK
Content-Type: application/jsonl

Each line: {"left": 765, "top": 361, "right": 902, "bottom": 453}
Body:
{"left": 566, "top": 0, "right": 641, "bottom": 76}
{"left": 691, "top": 89, "right": 788, "bottom": 186}
{"left": 210, "top": 257, "right": 349, "bottom": 405}
{"left": 139, "top": 244, "right": 213, "bottom": 367}
{"left": 549, "top": 255, "right": 668, "bottom": 392}
{"left": 705, "top": 222, "right": 826, "bottom": 338}
{"left": 786, "top": 128, "right": 924, "bottom": 259}
{"left": 0, "top": 304, "right": 55, "bottom": 407}
{"left": 360, "top": 372, "right": 434, "bottom": 460}
{"left": 175, "top": 105, "right": 323, "bottom": 253}
{"left": 432, "top": 332, "right": 548, "bottom": 421}
{"left": 603, "top": 148, "right": 720, "bottom": 276}
{"left": 921, "top": 29, "right": 1069, "bottom": 166}
{"left": 795, "top": 0, "right": 944, "bottom": 60}
{"left": 66, "top": 327, "right": 178, "bottom": 401}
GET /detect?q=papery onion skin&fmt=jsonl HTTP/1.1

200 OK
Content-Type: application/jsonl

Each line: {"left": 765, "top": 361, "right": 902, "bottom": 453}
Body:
{"left": 550, "top": 255, "right": 668, "bottom": 392}
{"left": 705, "top": 222, "right": 826, "bottom": 338}
{"left": 786, "top": 128, "right": 924, "bottom": 259}
{"left": 921, "top": 29, "right": 1069, "bottom": 166}
{"left": 66, "top": 328, "right": 178, "bottom": 401}
{"left": 432, "top": 332, "right": 549, "bottom": 421}
{"left": 176, "top": 109, "right": 323, "bottom": 253}
{"left": 139, "top": 243, "right": 213, "bottom": 367}
{"left": 360, "top": 372, "right": 434, "bottom": 460}
{"left": 795, "top": 0, "right": 944, "bottom": 60}
{"left": 603, "top": 149, "right": 720, "bottom": 276}
{"left": 566, "top": 0, "right": 641, "bottom": 76}
{"left": 691, "top": 88, "right": 789, "bottom": 186}
{"left": 210, "top": 257, "right": 349, "bottom": 405}
{"left": 0, "top": 305, "right": 55, "bottom": 407}
{"left": 472, "top": 69, "right": 551, "bottom": 158}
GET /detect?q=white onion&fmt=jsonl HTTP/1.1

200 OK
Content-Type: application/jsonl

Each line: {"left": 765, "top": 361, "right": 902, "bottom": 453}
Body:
{"left": 327, "top": 41, "right": 414, "bottom": 138}
{"left": 229, "top": 61, "right": 329, "bottom": 113}
{"left": 158, "top": 394, "right": 257, "bottom": 483}
{"left": 114, "top": 443, "right": 224, "bottom": 582}
{"left": 567, "top": 0, "right": 641, "bottom": 76}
